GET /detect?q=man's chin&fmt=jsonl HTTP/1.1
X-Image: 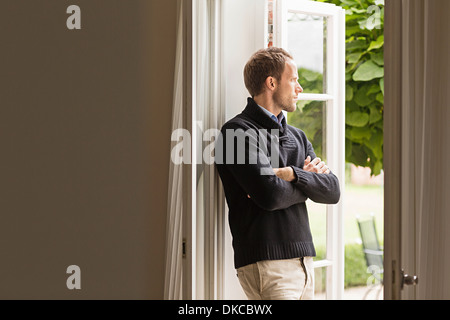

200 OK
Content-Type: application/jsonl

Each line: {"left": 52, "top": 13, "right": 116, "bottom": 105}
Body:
{"left": 285, "top": 104, "right": 297, "bottom": 113}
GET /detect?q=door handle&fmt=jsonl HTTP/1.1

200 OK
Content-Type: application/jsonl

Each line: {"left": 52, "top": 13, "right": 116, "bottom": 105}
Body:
{"left": 401, "top": 269, "right": 418, "bottom": 289}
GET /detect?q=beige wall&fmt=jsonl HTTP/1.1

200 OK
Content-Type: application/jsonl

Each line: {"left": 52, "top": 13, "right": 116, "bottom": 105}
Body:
{"left": 0, "top": 0, "right": 176, "bottom": 299}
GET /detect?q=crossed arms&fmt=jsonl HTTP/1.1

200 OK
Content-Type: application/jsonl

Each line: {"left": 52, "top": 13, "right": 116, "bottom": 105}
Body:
{"left": 272, "top": 155, "right": 340, "bottom": 205}
{"left": 216, "top": 124, "right": 341, "bottom": 211}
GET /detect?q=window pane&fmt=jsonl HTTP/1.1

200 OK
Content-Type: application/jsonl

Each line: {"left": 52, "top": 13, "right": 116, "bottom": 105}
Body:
{"left": 308, "top": 200, "right": 327, "bottom": 262}
{"left": 287, "top": 12, "right": 327, "bottom": 94}
{"left": 287, "top": 100, "right": 327, "bottom": 161}
{"left": 288, "top": 100, "right": 327, "bottom": 261}
{"left": 267, "top": 0, "right": 274, "bottom": 47}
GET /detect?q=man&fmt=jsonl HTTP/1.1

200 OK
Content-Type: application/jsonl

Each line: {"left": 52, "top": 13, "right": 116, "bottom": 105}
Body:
{"left": 215, "top": 47, "right": 340, "bottom": 300}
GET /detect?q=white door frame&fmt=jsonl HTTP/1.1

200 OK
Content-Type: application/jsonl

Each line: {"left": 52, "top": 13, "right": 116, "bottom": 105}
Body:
{"left": 182, "top": 0, "right": 227, "bottom": 300}
{"left": 183, "top": 0, "right": 345, "bottom": 300}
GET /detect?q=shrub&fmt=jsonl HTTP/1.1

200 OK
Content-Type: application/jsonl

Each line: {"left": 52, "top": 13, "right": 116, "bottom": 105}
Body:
{"left": 344, "top": 243, "right": 370, "bottom": 287}
{"left": 316, "top": 0, "right": 385, "bottom": 176}
{"left": 314, "top": 243, "right": 372, "bottom": 289}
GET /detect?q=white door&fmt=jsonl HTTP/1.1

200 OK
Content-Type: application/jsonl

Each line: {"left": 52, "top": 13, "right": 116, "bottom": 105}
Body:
{"left": 221, "top": 0, "right": 346, "bottom": 300}
{"left": 384, "top": 0, "right": 450, "bottom": 300}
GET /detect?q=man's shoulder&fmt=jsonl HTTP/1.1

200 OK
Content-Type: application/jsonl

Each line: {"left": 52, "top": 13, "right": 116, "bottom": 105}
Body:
{"left": 286, "top": 123, "right": 308, "bottom": 140}
{"left": 220, "top": 113, "right": 255, "bottom": 132}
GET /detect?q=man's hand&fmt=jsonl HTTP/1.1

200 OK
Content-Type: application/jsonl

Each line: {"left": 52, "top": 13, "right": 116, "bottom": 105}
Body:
{"left": 272, "top": 156, "right": 330, "bottom": 183}
{"left": 303, "top": 156, "right": 330, "bottom": 174}
{"left": 273, "top": 167, "right": 296, "bottom": 182}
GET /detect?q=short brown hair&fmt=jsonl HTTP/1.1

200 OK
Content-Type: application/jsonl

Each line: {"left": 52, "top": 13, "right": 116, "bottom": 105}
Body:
{"left": 243, "top": 47, "right": 294, "bottom": 97}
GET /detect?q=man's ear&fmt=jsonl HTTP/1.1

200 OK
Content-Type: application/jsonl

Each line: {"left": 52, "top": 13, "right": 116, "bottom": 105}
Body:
{"left": 265, "top": 76, "right": 277, "bottom": 91}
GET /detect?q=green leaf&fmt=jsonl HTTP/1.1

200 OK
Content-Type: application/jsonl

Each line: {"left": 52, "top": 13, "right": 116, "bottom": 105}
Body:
{"left": 368, "top": 130, "right": 383, "bottom": 159}
{"left": 367, "top": 84, "right": 381, "bottom": 95}
{"left": 345, "top": 138, "right": 353, "bottom": 159}
{"left": 346, "top": 61, "right": 359, "bottom": 73}
{"left": 346, "top": 84, "right": 354, "bottom": 101}
{"left": 351, "top": 7, "right": 367, "bottom": 14}
{"left": 348, "top": 52, "right": 364, "bottom": 64}
{"left": 374, "top": 119, "right": 383, "bottom": 129}
{"left": 346, "top": 111, "right": 370, "bottom": 127}
{"left": 352, "top": 60, "right": 384, "bottom": 81}
{"left": 346, "top": 25, "right": 365, "bottom": 37}
{"left": 346, "top": 100, "right": 360, "bottom": 114}
{"left": 370, "top": 52, "right": 384, "bottom": 66}
{"left": 354, "top": 85, "right": 373, "bottom": 107}
{"left": 346, "top": 14, "right": 365, "bottom": 23}
{"left": 369, "top": 104, "right": 383, "bottom": 124}
{"left": 350, "top": 126, "right": 372, "bottom": 140}
{"left": 345, "top": 72, "right": 352, "bottom": 81}
{"left": 341, "top": 0, "right": 359, "bottom": 5}
{"left": 347, "top": 144, "right": 369, "bottom": 167}
{"left": 379, "top": 78, "right": 384, "bottom": 95}
{"left": 367, "top": 35, "right": 384, "bottom": 51}
{"left": 372, "top": 160, "right": 383, "bottom": 176}
{"left": 346, "top": 39, "right": 367, "bottom": 52}
{"left": 376, "top": 92, "right": 384, "bottom": 104}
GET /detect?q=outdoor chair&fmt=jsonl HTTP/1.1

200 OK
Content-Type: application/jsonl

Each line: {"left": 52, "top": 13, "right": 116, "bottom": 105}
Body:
{"left": 356, "top": 213, "right": 384, "bottom": 300}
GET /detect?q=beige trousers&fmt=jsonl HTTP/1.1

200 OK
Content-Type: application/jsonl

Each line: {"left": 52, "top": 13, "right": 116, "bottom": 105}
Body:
{"left": 236, "top": 257, "right": 314, "bottom": 300}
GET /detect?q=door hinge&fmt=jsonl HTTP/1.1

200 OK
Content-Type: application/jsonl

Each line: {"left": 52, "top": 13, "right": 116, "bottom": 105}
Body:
{"left": 392, "top": 260, "right": 396, "bottom": 284}
{"left": 182, "top": 238, "right": 186, "bottom": 258}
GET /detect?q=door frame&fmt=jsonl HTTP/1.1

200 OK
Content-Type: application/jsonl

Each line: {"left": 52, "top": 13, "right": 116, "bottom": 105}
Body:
{"left": 183, "top": 0, "right": 346, "bottom": 300}
{"left": 383, "top": 0, "right": 403, "bottom": 300}
{"left": 182, "top": 0, "right": 227, "bottom": 300}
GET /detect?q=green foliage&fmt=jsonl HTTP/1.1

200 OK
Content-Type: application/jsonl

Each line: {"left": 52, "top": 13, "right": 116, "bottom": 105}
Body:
{"left": 315, "top": 243, "right": 373, "bottom": 289}
{"left": 299, "top": 0, "right": 384, "bottom": 176}
{"left": 288, "top": 68, "right": 325, "bottom": 160}
{"left": 344, "top": 243, "right": 370, "bottom": 287}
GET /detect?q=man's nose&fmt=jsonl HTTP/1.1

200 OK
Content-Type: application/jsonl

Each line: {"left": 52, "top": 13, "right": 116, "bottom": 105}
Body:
{"left": 297, "top": 83, "right": 303, "bottom": 93}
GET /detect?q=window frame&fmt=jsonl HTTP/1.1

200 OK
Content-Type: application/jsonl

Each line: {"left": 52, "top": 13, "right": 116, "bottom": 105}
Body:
{"left": 275, "top": 0, "right": 346, "bottom": 300}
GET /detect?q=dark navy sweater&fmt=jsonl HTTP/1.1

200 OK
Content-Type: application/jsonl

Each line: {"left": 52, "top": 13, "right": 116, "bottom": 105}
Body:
{"left": 215, "top": 98, "right": 341, "bottom": 269}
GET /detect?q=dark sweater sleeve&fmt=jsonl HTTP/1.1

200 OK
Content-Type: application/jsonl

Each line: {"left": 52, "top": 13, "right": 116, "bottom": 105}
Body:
{"left": 216, "top": 123, "right": 308, "bottom": 211}
{"left": 290, "top": 140, "right": 341, "bottom": 205}
{"left": 291, "top": 166, "right": 341, "bottom": 204}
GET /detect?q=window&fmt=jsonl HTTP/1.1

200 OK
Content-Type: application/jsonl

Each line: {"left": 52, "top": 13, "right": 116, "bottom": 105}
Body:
{"left": 274, "top": 0, "right": 346, "bottom": 299}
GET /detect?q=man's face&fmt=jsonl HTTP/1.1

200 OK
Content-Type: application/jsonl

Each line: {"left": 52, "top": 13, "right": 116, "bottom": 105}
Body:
{"left": 273, "top": 59, "right": 303, "bottom": 113}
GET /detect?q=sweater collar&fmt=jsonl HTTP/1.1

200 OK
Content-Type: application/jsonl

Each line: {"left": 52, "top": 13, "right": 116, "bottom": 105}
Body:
{"left": 242, "top": 98, "right": 287, "bottom": 134}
